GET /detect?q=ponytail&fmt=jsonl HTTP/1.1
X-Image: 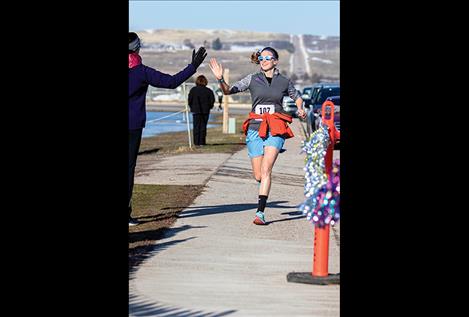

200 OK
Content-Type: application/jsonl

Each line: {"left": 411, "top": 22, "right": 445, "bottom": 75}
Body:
{"left": 250, "top": 49, "right": 261, "bottom": 64}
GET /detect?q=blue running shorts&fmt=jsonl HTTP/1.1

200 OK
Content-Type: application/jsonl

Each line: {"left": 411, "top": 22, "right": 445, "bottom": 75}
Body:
{"left": 246, "top": 129, "right": 285, "bottom": 158}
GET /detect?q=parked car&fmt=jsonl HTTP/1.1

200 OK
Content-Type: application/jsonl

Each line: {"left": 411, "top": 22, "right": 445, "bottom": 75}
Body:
{"left": 327, "top": 96, "right": 340, "bottom": 132}
{"left": 306, "top": 95, "right": 340, "bottom": 139}
{"left": 306, "top": 82, "right": 340, "bottom": 133}
{"left": 282, "top": 96, "right": 297, "bottom": 116}
{"left": 282, "top": 90, "right": 303, "bottom": 117}
{"left": 310, "top": 82, "right": 340, "bottom": 114}
{"left": 301, "top": 86, "right": 313, "bottom": 109}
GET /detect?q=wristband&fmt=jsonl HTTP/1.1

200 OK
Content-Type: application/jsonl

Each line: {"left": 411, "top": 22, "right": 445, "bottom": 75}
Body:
{"left": 218, "top": 77, "right": 225, "bottom": 84}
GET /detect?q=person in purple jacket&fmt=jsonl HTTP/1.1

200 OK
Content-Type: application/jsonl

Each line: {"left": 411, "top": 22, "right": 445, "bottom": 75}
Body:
{"left": 128, "top": 32, "right": 207, "bottom": 226}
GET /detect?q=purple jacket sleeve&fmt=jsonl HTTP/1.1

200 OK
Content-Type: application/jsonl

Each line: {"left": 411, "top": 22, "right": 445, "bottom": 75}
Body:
{"left": 144, "top": 64, "right": 196, "bottom": 89}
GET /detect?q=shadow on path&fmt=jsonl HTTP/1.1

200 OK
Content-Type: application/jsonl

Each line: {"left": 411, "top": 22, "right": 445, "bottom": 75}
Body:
{"left": 129, "top": 224, "right": 205, "bottom": 244}
{"left": 129, "top": 224, "right": 207, "bottom": 271}
{"left": 267, "top": 214, "right": 306, "bottom": 224}
{"left": 129, "top": 236, "right": 197, "bottom": 274}
{"left": 178, "top": 201, "right": 295, "bottom": 219}
{"left": 138, "top": 148, "right": 160, "bottom": 155}
{"left": 129, "top": 293, "right": 236, "bottom": 317}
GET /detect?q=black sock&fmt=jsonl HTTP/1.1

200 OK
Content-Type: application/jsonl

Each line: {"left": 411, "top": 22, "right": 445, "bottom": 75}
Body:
{"left": 258, "top": 195, "right": 268, "bottom": 213}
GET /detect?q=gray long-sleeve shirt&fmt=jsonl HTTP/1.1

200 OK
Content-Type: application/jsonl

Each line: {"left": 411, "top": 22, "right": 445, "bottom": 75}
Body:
{"left": 229, "top": 68, "right": 301, "bottom": 130}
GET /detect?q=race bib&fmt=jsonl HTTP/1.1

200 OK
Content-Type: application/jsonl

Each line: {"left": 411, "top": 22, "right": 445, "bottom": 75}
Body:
{"left": 254, "top": 104, "right": 275, "bottom": 115}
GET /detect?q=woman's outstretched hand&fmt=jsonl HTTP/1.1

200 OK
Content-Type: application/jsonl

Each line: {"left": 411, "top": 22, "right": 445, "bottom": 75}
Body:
{"left": 209, "top": 58, "right": 224, "bottom": 80}
{"left": 191, "top": 47, "right": 207, "bottom": 70}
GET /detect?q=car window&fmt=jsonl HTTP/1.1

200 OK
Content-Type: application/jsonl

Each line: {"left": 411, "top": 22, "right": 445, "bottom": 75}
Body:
{"left": 311, "top": 87, "right": 320, "bottom": 102}
{"left": 317, "top": 87, "right": 340, "bottom": 104}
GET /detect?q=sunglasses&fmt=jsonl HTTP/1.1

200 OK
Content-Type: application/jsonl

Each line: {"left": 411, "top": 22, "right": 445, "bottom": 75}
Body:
{"left": 258, "top": 55, "right": 276, "bottom": 61}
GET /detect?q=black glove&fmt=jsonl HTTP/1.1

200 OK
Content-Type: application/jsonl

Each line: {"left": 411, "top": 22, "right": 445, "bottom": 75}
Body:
{"left": 191, "top": 47, "right": 207, "bottom": 70}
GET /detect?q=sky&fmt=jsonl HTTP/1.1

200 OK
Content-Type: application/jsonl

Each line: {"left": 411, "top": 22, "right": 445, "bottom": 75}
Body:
{"left": 129, "top": 1, "right": 340, "bottom": 36}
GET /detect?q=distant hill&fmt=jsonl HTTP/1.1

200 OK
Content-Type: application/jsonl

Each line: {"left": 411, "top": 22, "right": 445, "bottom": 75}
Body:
{"left": 137, "top": 29, "right": 291, "bottom": 45}
{"left": 136, "top": 29, "right": 339, "bottom": 89}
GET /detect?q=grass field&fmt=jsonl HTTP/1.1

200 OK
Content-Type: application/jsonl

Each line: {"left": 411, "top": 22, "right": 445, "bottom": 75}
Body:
{"left": 138, "top": 112, "right": 247, "bottom": 154}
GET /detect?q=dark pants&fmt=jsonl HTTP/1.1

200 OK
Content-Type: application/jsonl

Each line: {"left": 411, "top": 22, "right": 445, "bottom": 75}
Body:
{"left": 193, "top": 113, "right": 209, "bottom": 146}
{"left": 129, "top": 128, "right": 143, "bottom": 216}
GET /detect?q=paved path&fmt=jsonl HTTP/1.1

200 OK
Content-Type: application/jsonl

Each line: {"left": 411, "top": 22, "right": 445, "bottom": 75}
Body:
{"left": 130, "top": 120, "right": 340, "bottom": 316}
{"left": 135, "top": 152, "right": 232, "bottom": 186}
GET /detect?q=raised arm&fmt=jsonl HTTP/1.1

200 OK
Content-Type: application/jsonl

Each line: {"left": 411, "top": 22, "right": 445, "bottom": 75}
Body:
{"left": 145, "top": 47, "right": 207, "bottom": 89}
{"left": 209, "top": 58, "right": 231, "bottom": 95}
{"left": 145, "top": 65, "right": 195, "bottom": 89}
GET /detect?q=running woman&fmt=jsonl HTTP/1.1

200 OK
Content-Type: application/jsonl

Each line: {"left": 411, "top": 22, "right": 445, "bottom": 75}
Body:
{"left": 209, "top": 47, "right": 306, "bottom": 225}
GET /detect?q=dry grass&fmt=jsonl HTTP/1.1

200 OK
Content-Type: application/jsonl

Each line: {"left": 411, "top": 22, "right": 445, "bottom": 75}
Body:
{"left": 138, "top": 113, "right": 247, "bottom": 155}
{"left": 307, "top": 48, "right": 340, "bottom": 78}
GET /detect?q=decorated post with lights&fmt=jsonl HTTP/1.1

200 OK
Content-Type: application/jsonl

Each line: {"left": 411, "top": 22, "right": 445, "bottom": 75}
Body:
{"left": 287, "top": 100, "right": 340, "bottom": 285}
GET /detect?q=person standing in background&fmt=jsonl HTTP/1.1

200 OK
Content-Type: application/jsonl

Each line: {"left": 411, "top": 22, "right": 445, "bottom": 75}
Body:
{"left": 215, "top": 87, "right": 223, "bottom": 111}
{"left": 129, "top": 31, "right": 207, "bottom": 226}
{"left": 188, "top": 75, "right": 215, "bottom": 146}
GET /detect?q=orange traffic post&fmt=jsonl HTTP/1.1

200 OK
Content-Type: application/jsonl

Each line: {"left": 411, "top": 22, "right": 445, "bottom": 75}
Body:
{"left": 321, "top": 100, "right": 340, "bottom": 176}
{"left": 312, "top": 224, "right": 330, "bottom": 277}
{"left": 287, "top": 99, "right": 340, "bottom": 285}
{"left": 311, "top": 100, "right": 339, "bottom": 279}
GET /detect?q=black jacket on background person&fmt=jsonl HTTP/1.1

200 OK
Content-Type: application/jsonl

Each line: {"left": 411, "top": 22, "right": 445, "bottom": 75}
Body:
{"left": 188, "top": 85, "right": 215, "bottom": 145}
{"left": 188, "top": 86, "right": 215, "bottom": 114}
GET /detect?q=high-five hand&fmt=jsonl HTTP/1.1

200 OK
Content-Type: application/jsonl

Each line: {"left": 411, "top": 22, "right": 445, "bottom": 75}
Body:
{"left": 191, "top": 47, "right": 207, "bottom": 70}
{"left": 209, "top": 58, "right": 224, "bottom": 80}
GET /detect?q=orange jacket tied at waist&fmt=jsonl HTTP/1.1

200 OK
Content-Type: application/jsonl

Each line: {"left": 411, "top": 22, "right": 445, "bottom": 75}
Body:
{"left": 242, "top": 112, "right": 294, "bottom": 139}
